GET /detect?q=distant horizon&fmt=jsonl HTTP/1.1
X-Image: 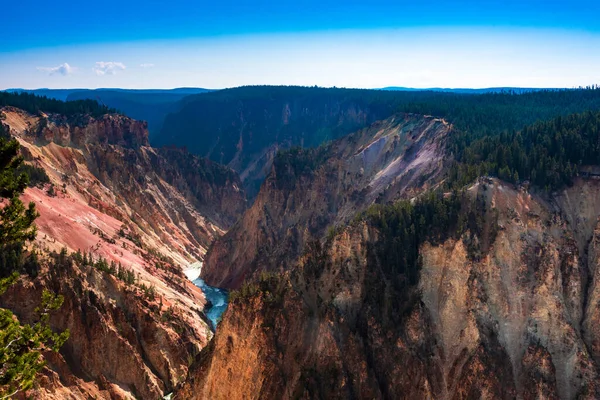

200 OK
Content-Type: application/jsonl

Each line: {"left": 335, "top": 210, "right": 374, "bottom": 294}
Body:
{"left": 4, "top": 84, "right": 596, "bottom": 91}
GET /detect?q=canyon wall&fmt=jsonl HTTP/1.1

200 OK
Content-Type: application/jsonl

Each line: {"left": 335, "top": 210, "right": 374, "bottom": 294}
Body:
{"left": 158, "top": 86, "right": 410, "bottom": 198}
{"left": 179, "top": 178, "right": 600, "bottom": 400}
{"left": 203, "top": 114, "right": 450, "bottom": 289}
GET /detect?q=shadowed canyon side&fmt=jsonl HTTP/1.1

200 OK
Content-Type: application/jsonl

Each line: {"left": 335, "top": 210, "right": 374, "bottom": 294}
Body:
{"left": 0, "top": 105, "right": 246, "bottom": 399}
{"left": 154, "top": 86, "right": 600, "bottom": 201}
{"left": 202, "top": 113, "right": 450, "bottom": 289}
{"left": 178, "top": 178, "right": 600, "bottom": 400}
{"left": 157, "top": 86, "right": 412, "bottom": 198}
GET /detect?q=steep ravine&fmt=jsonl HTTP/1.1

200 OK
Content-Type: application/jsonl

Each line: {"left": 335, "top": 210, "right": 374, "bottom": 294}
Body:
{"left": 184, "top": 263, "right": 229, "bottom": 330}
{"left": 178, "top": 178, "right": 600, "bottom": 400}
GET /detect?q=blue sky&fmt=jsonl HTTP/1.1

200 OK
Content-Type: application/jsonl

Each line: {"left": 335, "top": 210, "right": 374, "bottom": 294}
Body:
{"left": 1, "top": 0, "right": 600, "bottom": 89}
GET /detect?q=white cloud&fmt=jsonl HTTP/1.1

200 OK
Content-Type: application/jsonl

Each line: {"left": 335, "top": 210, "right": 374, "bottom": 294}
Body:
{"left": 36, "top": 63, "right": 75, "bottom": 76}
{"left": 140, "top": 63, "right": 155, "bottom": 68}
{"left": 93, "top": 61, "right": 126, "bottom": 75}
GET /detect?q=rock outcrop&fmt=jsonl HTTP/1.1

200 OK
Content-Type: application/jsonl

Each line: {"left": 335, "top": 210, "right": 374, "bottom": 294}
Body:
{"left": 179, "top": 178, "right": 600, "bottom": 400}
{"left": 39, "top": 111, "right": 150, "bottom": 148}
{"left": 203, "top": 114, "right": 450, "bottom": 289}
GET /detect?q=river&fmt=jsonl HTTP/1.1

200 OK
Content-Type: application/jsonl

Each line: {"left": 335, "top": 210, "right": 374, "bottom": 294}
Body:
{"left": 183, "top": 262, "right": 228, "bottom": 330}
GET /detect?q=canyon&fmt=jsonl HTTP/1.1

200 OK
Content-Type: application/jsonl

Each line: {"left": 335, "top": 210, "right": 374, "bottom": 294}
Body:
{"left": 1, "top": 88, "right": 600, "bottom": 400}
{"left": 157, "top": 86, "right": 415, "bottom": 198}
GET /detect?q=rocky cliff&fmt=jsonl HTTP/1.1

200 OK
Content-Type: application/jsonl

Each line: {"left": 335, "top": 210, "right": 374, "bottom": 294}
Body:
{"left": 37, "top": 110, "right": 150, "bottom": 148}
{"left": 1, "top": 256, "right": 210, "bottom": 399}
{"left": 0, "top": 106, "right": 246, "bottom": 399}
{"left": 3, "top": 106, "right": 246, "bottom": 263}
{"left": 203, "top": 113, "right": 450, "bottom": 289}
{"left": 178, "top": 178, "right": 600, "bottom": 400}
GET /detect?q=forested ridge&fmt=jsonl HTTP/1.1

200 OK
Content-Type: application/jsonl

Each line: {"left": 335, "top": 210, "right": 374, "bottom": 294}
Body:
{"left": 0, "top": 91, "right": 117, "bottom": 118}
{"left": 265, "top": 86, "right": 600, "bottom": 193}
{"left": 402, "top": 86, "right": 600, "bottom": 139}
{"left": 447, "top": 110, "right": 600, "bottom": 190}
{"left": 160, "top": 85, "right": 600, "bottom": 160}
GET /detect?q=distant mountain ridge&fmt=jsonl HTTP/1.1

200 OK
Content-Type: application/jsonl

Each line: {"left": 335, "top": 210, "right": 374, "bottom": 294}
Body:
{"left": 66, "top": 88, "right": 213, "bottom": 136}
{"left": 4, "top": 88, "right": 214, "bottom": 136}
{"left": 5, "top": 87, "right": 213, "bottom": 100}
{"left": 3, "top": 86, "right": 565, "bottom": 102}
{"left": 380, "top": 86, "right": 562, "bottom": 93}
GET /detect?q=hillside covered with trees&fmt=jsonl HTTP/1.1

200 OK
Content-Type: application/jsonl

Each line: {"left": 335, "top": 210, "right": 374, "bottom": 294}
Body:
{"left": 447, "top": 110, "right": 600, "bottom": 190}
{"left": 0, "top": 91, "right": 116, "bottom": 118}
{"left": 156, "top": 85, "right": 600, "bottom": 198}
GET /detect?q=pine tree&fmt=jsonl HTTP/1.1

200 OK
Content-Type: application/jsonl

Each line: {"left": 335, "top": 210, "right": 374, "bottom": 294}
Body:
{"left": 0, "top": 134, "right": 69, "bottom": 397}
{"left": 0, "top": 283, "right": 70, "bottom": 398}
{"left": 0, "top": 137, "right": 38, "bottom": 278}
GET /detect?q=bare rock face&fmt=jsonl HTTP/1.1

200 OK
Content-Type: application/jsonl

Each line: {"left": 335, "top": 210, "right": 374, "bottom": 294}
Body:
{"left": 39, "top": 112, "right": 149, "bottom": 148}
{"left": 179, "top": 179, "right": 600, "bottom": 400}
{"left": 1, "top": 260, "right": 210, "bottom": 399}
{"left": 203, "top": 114, "right": 450, "bottom": 289}
{"left": 3, "top": 106, "right": 246, "bottom": 262}
{"left": 584, "top": 220, "right": 600, "bottom": 366}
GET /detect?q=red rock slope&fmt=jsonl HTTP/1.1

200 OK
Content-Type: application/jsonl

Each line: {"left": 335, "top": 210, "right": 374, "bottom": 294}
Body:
{"left": 0, "top": 107, "right": 246, "bottom": 399}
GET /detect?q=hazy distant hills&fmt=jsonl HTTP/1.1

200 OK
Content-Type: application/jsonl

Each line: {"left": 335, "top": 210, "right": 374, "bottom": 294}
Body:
{"left": 380, "top": 86, "right": 560, "bottom": 93}
{"left": 6, "top": 87, "right": 212, "bottom": 100}
{"left": 5, "top": 88, "right": 213, "bottom": 136}
{"left": 66, "top": 88, "right": 213, "bottom": 136}
{"left": 5, "top": 88, "right": 85, "bottom": 101}
{"left": 2, "top": 87, "right": 563, "bottom": 137}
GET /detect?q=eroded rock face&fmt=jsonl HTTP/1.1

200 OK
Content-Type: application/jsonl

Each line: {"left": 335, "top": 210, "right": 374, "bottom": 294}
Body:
{"left": 0, "top": 107, "right": 246, "bottom": 399}
{"left": 40, "top": 111, "right": 149, "bottom": 148}
{"left": 1, "top": 260, "right": 210, "bottom": 399}
{"left": 180, "top": 179, "right": 600, "bottom": 400}
{"left": 158, "top": 87, "right": 403, "bottom": 198}
{"left": 3, "top": 106, "right": 246, "bottom": 263}
{"left": 203, "top": 114, "right": 450, "bottom": 289}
